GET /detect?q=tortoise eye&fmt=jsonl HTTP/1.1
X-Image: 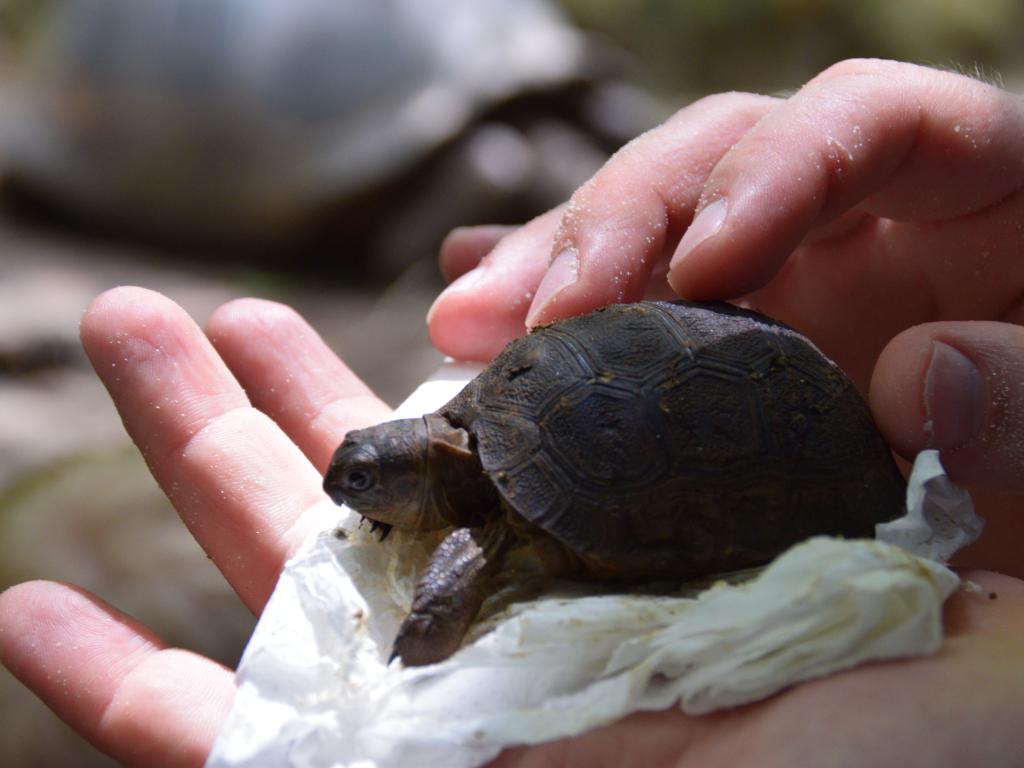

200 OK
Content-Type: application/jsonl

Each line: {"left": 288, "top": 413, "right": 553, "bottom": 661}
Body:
{"left": 346, "top": 469, "right": 375, "bottom": 492}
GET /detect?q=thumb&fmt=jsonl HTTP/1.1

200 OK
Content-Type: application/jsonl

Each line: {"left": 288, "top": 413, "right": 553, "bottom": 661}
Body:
{"left": 870, "top": 321, "right": 1024, "bottom": 491}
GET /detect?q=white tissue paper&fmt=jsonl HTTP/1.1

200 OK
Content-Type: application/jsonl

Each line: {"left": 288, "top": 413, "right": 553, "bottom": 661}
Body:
{"left": 206, "top": 362, "right": 982, "bottom": 768}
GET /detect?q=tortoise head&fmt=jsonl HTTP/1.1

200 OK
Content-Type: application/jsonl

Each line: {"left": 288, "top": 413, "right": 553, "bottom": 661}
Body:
{"left": 323, "top": 418, "right": 447, "bottom": 532}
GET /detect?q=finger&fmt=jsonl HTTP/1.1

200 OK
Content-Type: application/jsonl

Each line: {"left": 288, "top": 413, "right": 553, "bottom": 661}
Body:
{"left": 523, "top": 92, "right": 779, "bottom": 327}
{"left": 0, "top": 581, "right": 233, "bottom": 768}
{"left": 206, "top": 299, "right": 391, "bottom": 474}
{"left": 870, "top": 320, "right": 1024, "bottom": 490}
{"left": 428, "top": 207, "right": 563, "bottom": 361}
{"left": 668, "top": 59, "right": 1024, "bottom": 299}
{"left": 81, "top": 287, "right": 324, "bottom": 611}
{"left": 439, "top": 225, "right": 517, "bottom": 282}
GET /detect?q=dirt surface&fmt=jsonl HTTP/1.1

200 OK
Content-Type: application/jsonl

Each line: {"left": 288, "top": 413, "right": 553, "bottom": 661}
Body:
{"left": 0, "top": 213, "right": 446, "bottom": 766}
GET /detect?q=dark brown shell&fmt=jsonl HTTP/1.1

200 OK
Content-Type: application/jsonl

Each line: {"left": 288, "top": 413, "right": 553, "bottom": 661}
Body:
{"left": 440, "top": 300, "right": 905, "bottom": 580}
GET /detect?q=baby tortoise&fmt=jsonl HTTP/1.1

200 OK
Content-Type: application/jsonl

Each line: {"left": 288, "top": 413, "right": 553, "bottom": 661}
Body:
{"left": 323, "top": 300, "right": 905, "bottom": 666}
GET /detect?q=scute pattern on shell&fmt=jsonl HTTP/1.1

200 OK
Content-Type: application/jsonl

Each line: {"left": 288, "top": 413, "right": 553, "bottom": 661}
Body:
{"left": 441, "top": 301, "right": 905, "bottom": 580}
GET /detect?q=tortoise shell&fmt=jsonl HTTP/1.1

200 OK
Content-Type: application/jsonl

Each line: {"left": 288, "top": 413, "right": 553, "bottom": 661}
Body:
{"left": 440, "top": 300, "right": 905, "bottom": 579}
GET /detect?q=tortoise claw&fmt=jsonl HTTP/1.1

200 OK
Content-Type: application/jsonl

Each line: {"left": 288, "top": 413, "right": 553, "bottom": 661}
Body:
{"left": 388, "top": 619, "right": 446, "bottom": 667}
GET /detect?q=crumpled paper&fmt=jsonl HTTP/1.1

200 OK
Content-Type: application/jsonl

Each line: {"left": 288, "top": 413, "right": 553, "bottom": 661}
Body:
{"left": 206, "top": 363, "right": 982, "bottom": 768}
{"left": 876, "top": 451, "right": 984, "bottom": 561}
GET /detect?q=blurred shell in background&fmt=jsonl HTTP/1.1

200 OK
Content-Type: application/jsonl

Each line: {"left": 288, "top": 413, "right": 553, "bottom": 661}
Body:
{"left": 0, "top": 0, "right": 659, "bottom": 276}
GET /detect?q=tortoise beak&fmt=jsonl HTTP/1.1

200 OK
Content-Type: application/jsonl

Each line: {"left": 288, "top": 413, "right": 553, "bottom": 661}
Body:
{"left": 322, "top": 473, "right": 344, "bottom": 506}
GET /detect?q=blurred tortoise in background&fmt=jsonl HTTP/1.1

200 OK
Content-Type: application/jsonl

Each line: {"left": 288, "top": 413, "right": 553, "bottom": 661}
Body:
{"left": 324, "top": 300, "right": 906, "bottom": 666}
{"left": 0, "top": 0, "right": 658, "bottom": 277}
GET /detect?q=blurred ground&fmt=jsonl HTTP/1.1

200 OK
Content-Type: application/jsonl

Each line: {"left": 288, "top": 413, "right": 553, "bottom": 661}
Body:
{"left": 561, "top": 0, "right": 1024, "bottom": 97}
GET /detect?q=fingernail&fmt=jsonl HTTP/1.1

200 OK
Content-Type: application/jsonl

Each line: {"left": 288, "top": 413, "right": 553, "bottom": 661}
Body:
{"left": 426, "top": 262, "right": 490, "bottom": 324}
{"left": 669, "top": 198, "right": 728, "bottom": 271}
{"left": 924, "top": 341, "right": 985, "bottom": 450}
{"left": 525, "top": 248, "right": 578, "bottom": 327}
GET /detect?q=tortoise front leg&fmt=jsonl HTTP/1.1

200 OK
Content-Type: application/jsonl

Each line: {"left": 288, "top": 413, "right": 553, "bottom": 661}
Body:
{"left": 391, "top": 523, "right": 515, "bottom": 666}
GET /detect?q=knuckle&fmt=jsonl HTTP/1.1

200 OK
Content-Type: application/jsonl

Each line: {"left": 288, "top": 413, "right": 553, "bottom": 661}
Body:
{"left": 680, "top": 90, "right": 776, "bottom": 120}
{"left": 809, "top": 57, "right": 899, "bottom": 85}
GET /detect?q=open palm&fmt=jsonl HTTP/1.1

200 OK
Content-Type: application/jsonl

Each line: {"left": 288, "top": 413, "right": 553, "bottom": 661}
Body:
{"left": 0, "top": 286, "right": 1021, "bottom": 767}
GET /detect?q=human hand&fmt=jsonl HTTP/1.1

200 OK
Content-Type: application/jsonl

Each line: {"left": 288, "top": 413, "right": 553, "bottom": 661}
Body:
{"left": 427, "top": 59, "right": 1024, "bottom": 575}
{"left": 0, "top": 287, "right": 391, "bottom": 767}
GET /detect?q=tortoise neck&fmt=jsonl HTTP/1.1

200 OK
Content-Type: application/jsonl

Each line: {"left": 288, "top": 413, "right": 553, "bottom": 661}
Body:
{"left": 423, "top": 414, "right": 498, "bottom": 528}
